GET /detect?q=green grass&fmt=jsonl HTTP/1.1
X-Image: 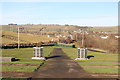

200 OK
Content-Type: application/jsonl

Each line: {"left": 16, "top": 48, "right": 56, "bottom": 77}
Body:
{"left": 62, "top": 47, "right": 119, "bottom": 73}
{"left": 62, "top": 47, "right": 118, "bottom": 62}
{"left": 2, "top": 46, "right": 54, "bottom": 58}
{"left": 2, "top": 48, "right": 33, "bottom": 58}
{"left": 2, "top": 61, "right": 42, "bottom": 64}
{"left": 2, "top": 66, "right": 37, "bottom": 72}
{"left": 16, "top": 58, "right": 44, "bottom": 62}
{"left": 83, "top": 67, "right": 119, "bottom": 73}
{"left": 78, "top": 62, "right": 119, "bottom": 66}
{"left": 62, "top": 47, "right": 77, "bottom": 59}
{"left": 2, "top": 46, "right": 55, "bottom": 73}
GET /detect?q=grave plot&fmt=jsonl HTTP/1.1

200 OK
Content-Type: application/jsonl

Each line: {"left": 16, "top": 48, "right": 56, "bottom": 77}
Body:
{"left": 62, "top": 47, "right": 119, "bottom": 78}
{"left": 1, "top": 46, "right": 54, "bottom": 77}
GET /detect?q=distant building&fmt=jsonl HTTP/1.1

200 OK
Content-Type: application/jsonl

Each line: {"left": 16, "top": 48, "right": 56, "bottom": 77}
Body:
{"left": 100, "top": 36, "right": 109, "bottom": 39}
{"left": 8, "top": 23, "right": 17, "bottom": 25}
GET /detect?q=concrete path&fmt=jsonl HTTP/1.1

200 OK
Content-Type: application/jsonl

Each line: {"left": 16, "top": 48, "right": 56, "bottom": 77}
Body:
{"left": 31, "top": 48, "right": 93, "bottom": 78}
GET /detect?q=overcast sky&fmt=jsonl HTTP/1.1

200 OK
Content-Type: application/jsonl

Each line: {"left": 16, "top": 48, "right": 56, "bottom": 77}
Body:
{"left": 0, "top": 1, "right": 118, "bottom": 26}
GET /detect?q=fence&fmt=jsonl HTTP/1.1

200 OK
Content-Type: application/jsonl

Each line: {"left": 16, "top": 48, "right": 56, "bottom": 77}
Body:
{"left": 1, "top": 43, "right": 75, "bottom": 49}
{"left": 53, "top": 43, "right": 75, "bottom": 48}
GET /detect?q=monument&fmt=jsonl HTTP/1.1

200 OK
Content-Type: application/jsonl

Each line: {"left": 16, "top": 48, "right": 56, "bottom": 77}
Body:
{"left": 75, "top": 48, "right": 88, "bottom": 60}
{"left": 32, "top": 47, "right": 45, "bottom": 59}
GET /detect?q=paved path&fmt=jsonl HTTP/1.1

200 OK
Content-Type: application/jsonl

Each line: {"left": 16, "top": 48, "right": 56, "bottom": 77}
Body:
{"left": 31, "top": 48, "right": 93, "bottom": 78}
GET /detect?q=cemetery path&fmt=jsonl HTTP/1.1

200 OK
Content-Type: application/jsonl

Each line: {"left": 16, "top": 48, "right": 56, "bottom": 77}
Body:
{"left": 31, "top": 48, "right": 93, "bottom": 78}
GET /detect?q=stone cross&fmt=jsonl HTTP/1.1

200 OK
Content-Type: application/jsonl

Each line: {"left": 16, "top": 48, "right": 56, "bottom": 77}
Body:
{"left": 32, "top": 47, "right": 45, "bottom": 59}
{"left": 75, "top": 48, "right": 88, "bottom": 60}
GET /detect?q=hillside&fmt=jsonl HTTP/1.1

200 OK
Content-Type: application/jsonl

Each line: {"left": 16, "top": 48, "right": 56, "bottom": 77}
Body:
{"left": 2, "top": 25, "right": 79, "bottom": 32}
{"left": 2, "top": 25, "right": 118, "bottom": 32}
{"left": 2, "top": 31, "right": 58, "bottom": 44}
{"left": 90, "top": 26, "right": 118, "bottom": 32}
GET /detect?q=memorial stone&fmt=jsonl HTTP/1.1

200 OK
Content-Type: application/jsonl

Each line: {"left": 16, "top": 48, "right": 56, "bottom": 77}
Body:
{"left": 32, "top": 47, "right": 45, "bottom": 59}
{"left": 75, "top": 48, "right": 88, "bottom": 60}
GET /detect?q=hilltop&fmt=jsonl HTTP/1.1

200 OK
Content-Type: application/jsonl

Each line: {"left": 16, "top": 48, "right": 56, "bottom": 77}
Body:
{"left": 2, "top": 24, "right": 118, "bottom": 32}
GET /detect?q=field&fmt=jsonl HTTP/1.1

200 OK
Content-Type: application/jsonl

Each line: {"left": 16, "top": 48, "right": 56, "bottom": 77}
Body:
{"left": 89, "top": 26, "right": 118, "bottom": 32}
{"left": 2, "top": 31, "right": 57, "bottom": 44}
{"left": 2, "top": 37, "right": 18, "bottom": 43}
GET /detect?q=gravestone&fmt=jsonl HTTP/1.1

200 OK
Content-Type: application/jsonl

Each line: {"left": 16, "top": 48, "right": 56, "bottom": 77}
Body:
{"left": 1, "top": 57, "right": 16, "bottom": 62}
{"left": 75, "top": 48, "right": 88, "bottom": 60}
{"left": 32, "top": 47, "right": 45, "bottom": 59}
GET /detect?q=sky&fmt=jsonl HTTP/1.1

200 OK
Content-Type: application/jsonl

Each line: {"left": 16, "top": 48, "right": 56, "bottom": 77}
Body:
{"left": 0, "top": 1, "right": 118, "bottom": 26}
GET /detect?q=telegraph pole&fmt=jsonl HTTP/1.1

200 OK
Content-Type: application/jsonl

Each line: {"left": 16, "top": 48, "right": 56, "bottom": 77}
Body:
{"left": 82, "top": 30, "right": 84, "bottom": 47}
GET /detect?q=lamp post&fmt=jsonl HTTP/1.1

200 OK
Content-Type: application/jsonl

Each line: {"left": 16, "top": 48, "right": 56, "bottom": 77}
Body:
{"left": 81, "top": 29, "right": 84, "bottom": 47}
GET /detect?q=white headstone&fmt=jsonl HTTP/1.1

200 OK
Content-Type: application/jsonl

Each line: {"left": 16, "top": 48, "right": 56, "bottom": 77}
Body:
{"left": 32, "top": 47, "right": 45, "bottom": 60}
{"left": 75, "top": 48, "right": 88, "bottom": 60}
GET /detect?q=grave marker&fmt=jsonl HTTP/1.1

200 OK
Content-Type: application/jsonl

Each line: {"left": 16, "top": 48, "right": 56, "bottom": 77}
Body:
{"left": 75, "top": 48, "right": 88, "bottom": 60}
{"left": 32, "top": 47, "right": 45, "bottom": 59}
{"left": 1, "top": 57, "right": 16, "bottom": 62}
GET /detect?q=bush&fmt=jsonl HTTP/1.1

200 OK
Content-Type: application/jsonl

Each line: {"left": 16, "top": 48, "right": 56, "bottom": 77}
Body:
{"left": 76, "top": 34, "right": 118, "bottom": 53}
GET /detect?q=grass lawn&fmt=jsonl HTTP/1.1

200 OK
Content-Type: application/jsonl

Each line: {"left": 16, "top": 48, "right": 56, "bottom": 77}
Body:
{"left": 83, "top": 67, "right": 119, "bottom": 74}
{"left": 2, "top": 66, "right": 38, "bottom": 72}
{"left": 2, "top": 46, "right": 55, "bottom": 72}
{"left": 2, "top": 46, "right": 54, "bottom": 58}
{"left": 62, "top": 47, "right": 119, "bottom": 74}
{"left": 62, "top": 47, "right": 118, "bottom": 62}
{"left": 78, "top": 62, "right": 118, "bottom": 66}
{"left": 2, "top": 61, "right": 42, "bottom": 64}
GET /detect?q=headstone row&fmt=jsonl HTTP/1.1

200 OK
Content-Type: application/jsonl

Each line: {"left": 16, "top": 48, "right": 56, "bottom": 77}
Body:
{"left": 32, "top": 47, "right": 88, "bottom": 60}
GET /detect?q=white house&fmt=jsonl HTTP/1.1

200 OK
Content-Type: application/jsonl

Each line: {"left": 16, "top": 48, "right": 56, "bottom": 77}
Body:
{"left": 100, "top": 36, "right": 109, "bottom": 39}
{"left": 115, "top": 36, "right": 119, "bottom": 38}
